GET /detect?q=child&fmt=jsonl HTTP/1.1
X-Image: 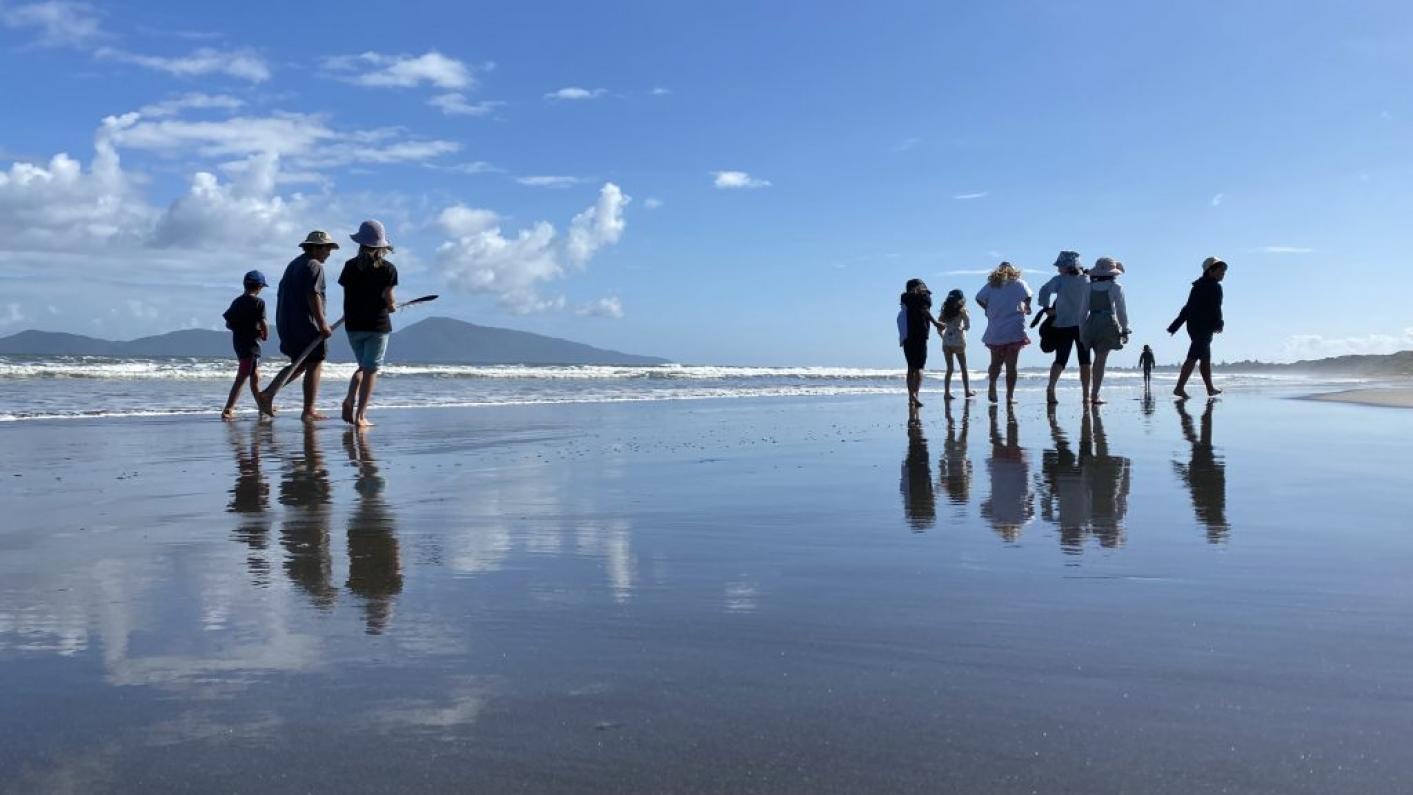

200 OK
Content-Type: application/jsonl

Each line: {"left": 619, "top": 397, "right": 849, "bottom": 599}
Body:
{"left": 221, "top": 270, "right": 270, "bottom": 420}
{"left": 1139, "top": 344, "right": 1156, "bottom": 389}
{"left": 938, "top": 289, "right": 976, "bottom": 400}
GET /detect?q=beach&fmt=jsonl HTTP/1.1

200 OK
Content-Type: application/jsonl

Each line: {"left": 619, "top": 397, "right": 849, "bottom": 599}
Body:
{"left": 1304, "top": 387, "right": 1413, "bottom": 409}
{"left": 3, "top": 392, "right": 1413, "bottom": 793}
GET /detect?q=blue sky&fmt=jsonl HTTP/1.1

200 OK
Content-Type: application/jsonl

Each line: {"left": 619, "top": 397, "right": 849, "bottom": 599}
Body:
{"left": 1, "top": 0, "right": 1411, "bottom": 366}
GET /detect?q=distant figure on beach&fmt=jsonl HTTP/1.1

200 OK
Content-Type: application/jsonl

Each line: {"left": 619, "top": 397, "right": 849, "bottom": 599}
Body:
{"left": 1038, "top": 251, "right": 1090, "bottom": 405}
{"left": 937, "top": 289, "right": 976, "bottom": 400}
{"left": 974, "top": 262, "right": 1032, "bottom": 405}
{"left": 898, "top": 279, "right": 942, "bottom": 407}
{"left": 1078, "top": 257, "right": 1130, "bottom": 405}
{"left": 901, "top": 417, "right": 937, "bottom": 531}
{"left": 262, "top": 231, "right": 339, "bottom": 421}
{"left": 339, "top": 221, "right": 399, "bottom": 428}
{"left": 1139, "top": 345, "right": 1157, "bottom": 389}
{"left": 981, "top": 405, "right": 1033, "bottom": 541}
{"left": 221, "top": 270, "right": 270, "bottom": 420}
{"left": 1173, "top": 399, "right": 1229, "bottom": 542}
{"left": 1168, "top": 256, "right": 1227, "bottom": 398}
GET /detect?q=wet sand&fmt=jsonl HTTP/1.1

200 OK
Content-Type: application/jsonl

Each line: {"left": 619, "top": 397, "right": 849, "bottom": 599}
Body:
{"left": 1305, "top": 387, "right": 1413, "bottom": 409}
{"left": 2, "top": 394, "right": 1413, "bottom": 793}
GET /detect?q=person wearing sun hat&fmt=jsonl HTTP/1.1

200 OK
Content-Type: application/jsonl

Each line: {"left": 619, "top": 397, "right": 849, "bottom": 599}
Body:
{"left": 338, "top": 220, "right": 399, "bottom": 427}
{"left": 1168, "top": 256, "right": 1228, "bottom": 398}
{"left": 1078, "top": 257, "right": 1131, "bottom": 405}
{"left": 1037, "top": 250, "right": 1092, "bottom": 405}
{"left": 260, "top": 231, "right": 340, "bottom": 421}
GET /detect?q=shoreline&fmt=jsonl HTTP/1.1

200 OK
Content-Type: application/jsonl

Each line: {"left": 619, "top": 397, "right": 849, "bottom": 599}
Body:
{"left": 1302, "top": 387, "right": 1413, "bottom": 410}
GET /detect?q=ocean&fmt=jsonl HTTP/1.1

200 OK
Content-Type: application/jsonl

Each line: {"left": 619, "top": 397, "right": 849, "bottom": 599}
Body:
{"left": 0, "top": 354, "right": 1377, "bottom": 422}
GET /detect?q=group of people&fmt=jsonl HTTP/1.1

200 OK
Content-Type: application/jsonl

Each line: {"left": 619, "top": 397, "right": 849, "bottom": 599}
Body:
{"left": 221, "top": 221, "right": 401, "bottom": 427}
{"left": 898, "top": 253, "right": 1229, "bottom": 406}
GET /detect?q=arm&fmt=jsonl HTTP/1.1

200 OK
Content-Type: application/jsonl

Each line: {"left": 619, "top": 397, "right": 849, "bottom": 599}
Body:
{"left": 308, "top": 291, "right": 331, "bottom": 337}
{"left": 384, "top": 285, "right": 397, "bottom": 313}
{"left": 1115, "top": 284, "right": 1129, "bottom": 333}
{"left": 1037, "top": 276, "right": 1057, "bottom": 310}
{"left": 258, "top": 319, "right": 269, "bottom": 342}
{"left": 1078, "top": 285, "right": 1091, "bottom": 325}
{"left": 1167, "top": 287, "right": 1194, "bottom": 335}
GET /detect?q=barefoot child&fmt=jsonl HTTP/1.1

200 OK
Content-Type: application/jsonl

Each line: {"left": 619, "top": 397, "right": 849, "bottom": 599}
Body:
{"left": 221, "top": 270, "right": 270, "bottom": 420}
{"left": 938, "top": 290, "right": 976, "bottom": 400}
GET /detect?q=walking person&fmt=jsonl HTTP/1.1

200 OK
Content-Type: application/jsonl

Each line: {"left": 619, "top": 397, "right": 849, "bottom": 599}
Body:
{"left": 261, "top": 231, "right": 338, "bottom": 421}
{"left": 1139, "top": 345, "right": 1157, "bottom": 390}
{"left": 974, "top": 262, "right": 1032, "bottom": 405}
{"left": 339, "top": 220, "right": 399, "bottom": 428}
{"left": 898, "top": 279, "right": 942, "bottom": 408}
{"left": 1078, "top": 257, "right": 1130, "bottom": 405}
{"left": 221, "top": 270, "right": 269, "bottom": 419}
{"left": 1168, "top": 257, "right": 1228, "bottom": 398}
{"left": 1037, "top": 251, "right": 1091, "bottom": 405}
{"left": 937, "top": 289, "right": 976, "bottom": 400}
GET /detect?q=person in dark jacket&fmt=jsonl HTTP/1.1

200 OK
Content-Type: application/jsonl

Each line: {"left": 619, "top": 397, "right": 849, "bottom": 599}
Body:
{"left": 898, "top": 279, "right": 944, "bottom": 407}
{"left": 1168, "top": 257, "right": 1227, "bottom": 398}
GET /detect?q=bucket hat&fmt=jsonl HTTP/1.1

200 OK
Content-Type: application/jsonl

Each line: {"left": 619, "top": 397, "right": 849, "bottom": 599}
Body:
{"left": 299, "top": 230, "right": 340, "bottom": 249}
{"left": 1053, "top": 250, "right": 1081, "bottom": 271}
{"left": 351, "top": 219, "right": 392, "bottom": 249}
{"left": 1202, "top": 256, "right": 1227, "bottom": 273}
{"left": 1090, "top": 257, "right": 1124, "bottom": 278}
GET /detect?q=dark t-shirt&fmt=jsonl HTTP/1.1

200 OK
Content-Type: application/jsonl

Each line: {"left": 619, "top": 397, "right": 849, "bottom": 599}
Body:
{"left": 223, "top": 293, "right": 265, "bottom": 356}
{"left": 275, "top": 254, "right": 326, "bottom": 355}
{"left": 900, "top": 292, "right": 933, "bottom": 345}
{"left": 339, "top": 257, "right": 399, "bottom": 334}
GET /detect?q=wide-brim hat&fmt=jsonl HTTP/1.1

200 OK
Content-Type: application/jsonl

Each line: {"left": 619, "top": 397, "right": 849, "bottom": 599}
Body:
{"left": 1053, "top": 250, "right": 1081, "bottom": 270}
{"left": 351, "top": 219, "right": 392, "bottom": 249}
{"left": 1202, "top": 256, "right": 1227, "bottom": 272}
{"left": 1091, "top": 257, "right": 1124, "bottom": 277}
{"left": 299, "top": 230, "right": 340, "bottom": 249}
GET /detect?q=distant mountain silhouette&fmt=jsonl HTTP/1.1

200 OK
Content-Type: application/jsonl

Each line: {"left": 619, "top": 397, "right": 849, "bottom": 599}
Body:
{"left": 0, "top": 317, "right": 669, "bottom": 366}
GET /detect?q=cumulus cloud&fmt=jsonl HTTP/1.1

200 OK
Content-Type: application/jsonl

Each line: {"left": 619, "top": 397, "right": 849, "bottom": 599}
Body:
{"left": 0, "top": 134, "right": 152, "bottom": 251}
{"left": 515, "top": 175, "right": 582, "bottom": 188}
{"left": 325, "top": 51, "right": 472, "bottom": 89}
{"left": 576, "top": 296, "right": 623, "bottom": 319}
{"left": 1284, "top": 329, "right": 1413, "bottom": 359}
{"left": 428, "top": 93, "right": 500, "bottom": 117}
{"left": 436, "top": 183, "right": 629, "bottom": 313}
{"left": 96, "top": 46, "right": 271, "bottom": 82}
{"left": 712, "top": 170, "right": 770, "bottom": 189}
{"left": 152, "top": 152, "right": 312, "bottom": 251}
{"left": 544, "top": 87, "right": 606, "bottom": 101}
{"left": 1, "top": 0, "right": 104, "bottom": 47}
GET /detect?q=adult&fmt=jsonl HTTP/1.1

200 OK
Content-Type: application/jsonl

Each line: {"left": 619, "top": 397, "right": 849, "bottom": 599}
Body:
{"left": 974, "top": 262, "right": 1032, "bottom": 404}
{"left": 339, "top": 220, "right": 399, "bottom": 428}
{"left": 262, "top": 231, "right": 337, "bottom": 421}
{"left": 1168, "top": 256, "right": 1227, "bottom": 398}
{"left": 898, "top": 279, "right": 942, "bottom": 407}
{"left": 1078, "top": 257, "right": 1130, "bottom": 405}
{"left": 1037, "top": 250, "right": 1091, "bottom": 405}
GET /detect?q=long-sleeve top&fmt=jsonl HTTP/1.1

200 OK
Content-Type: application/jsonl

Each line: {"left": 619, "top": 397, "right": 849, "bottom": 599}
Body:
{"left": 1038, "top": 273, "right": 1089, "bottom": 328}
{"left": 1139, "top": 351, "right": 1156, "bottom": 369}
{"left": 1078, "top": 281, "right": 1128, "bottom": 332}
{"left": 1168, "top": 276, "right": 1224, "bottom": 335}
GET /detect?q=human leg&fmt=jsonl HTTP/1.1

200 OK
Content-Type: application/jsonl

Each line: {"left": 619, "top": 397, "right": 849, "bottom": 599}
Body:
{"left": 987, "top": 347, "right": 1002, "bottom": 403}
{"left": 1004, "top": 347, "right": 1020, "bottom": 404}
{"left": 302, "top": 362, "right": 326, "bottom": 421}
{"left": 943, "top": 349, "right": 956, "bottom": 398}
{"left": 355, "top": 370, "right": 379, "bottom": 427}
{"left": 223, "top": 359, "right": 252, "bottom": 418}
{"left": 1047, "top": 331, "right": 1074, "bottom": 404}
{"left": 1200, "top": 358, "right": 1221, "bottom": 395}
{"left": 1090, "top": 349, "right": 1110, "bottom": 404}
{"left": 958, "top": 350, "right": 975, "bottom": 396}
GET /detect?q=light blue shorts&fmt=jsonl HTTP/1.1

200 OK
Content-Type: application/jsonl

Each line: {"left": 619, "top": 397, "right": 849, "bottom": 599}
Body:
{"left": 347, "top": 330, "right": 390, "bottom": 372}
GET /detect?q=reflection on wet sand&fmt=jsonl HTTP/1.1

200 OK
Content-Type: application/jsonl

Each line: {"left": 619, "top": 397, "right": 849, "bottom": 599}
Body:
{"left": 1079, "top": 409, "right": 1130, "bottom": 550}
{"left": 344, "top": 430, "right": 402, "bottom": 634}
{"left": 279, "top": 424, "right": 336, "bottom": 608}
{"left": 982, "top": 405, "right": 1033, "bottom": 541}
{"left": 226, "top": 423, "right": 273, "bottom": 586}
{"left": 1174, "top": 399, "right": 1230, "bottom": 542}
{"left": 900, "top": 412, "right": 937, "bottom": 531}
{"left": 939, "top": 401, "right": 972, "bottom": 507}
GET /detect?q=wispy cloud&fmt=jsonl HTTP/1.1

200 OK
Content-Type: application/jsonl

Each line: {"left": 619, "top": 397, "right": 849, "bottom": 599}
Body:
{"left": 1, "top": 1, "right": 106, "bottom": 47}
{"left": 428, "top": 93, "right": 501, "bottom": 117}
{"left": 139, "top": 92, "right": 244, "bottom": 118}
{"left": 97, "top": 46, "right": 271, "bottom": 82}
{"left": 324, "top": 51, "right": 472, "bottom": 89}
{"left": 443, "top": 161, "right": 501, "bottom": 175}
{"left": 642, "top": 197, "right": 663, "bottom": 209}
{"left": 953, "top": 192, "right": 987, "bottom": 200}
{"left": 545, "top": 86, "right": 606, "bottom": 101}
{"left": 650, "top": 87, "right": 671, "bottom": 96}
{"left": 576, "top": 296, "right": 624, "bottom": 319}
{"left": 1257, "top": 245, "right": 1313, "bottom": 254}
{"left": 1210, "top": 193, "right": 1224, "bottom": 207}
{"left": 942, "top": 269, "right": 992, "bottom": 275}
{"left": 1284, "top": 328, "right": 1413, "bottom": 359}
{"left": 892, "top": 136, "right": 921, "bottom": 152}
{"left": 712, "top": 170, "right": 770, "bottom": 189}
{"left": 515, "top": 175, "right": 583, "bottom": 188}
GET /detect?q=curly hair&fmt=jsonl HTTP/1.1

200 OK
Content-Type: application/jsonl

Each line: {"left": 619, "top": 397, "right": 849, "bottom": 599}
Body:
{"left": 986, "top": 261, "right": 1022, "bottom": 287}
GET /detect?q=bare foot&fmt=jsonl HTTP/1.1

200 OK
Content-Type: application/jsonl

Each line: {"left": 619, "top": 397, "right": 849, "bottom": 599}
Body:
{"left": 1091, "top": 396, "right": 1106, "bottom": 405}
{"left": 221, "top": 409, "right": 235, "bottom": 421}
{"left": 944, "top": 393, "right": 954, "bottom": 401}
{"left": 1173, "top": 388, "right": 1190, "bottom": 399}
{"left": 966, "top": 390, "right": 977, "bottom": 398}
{"left": 354, "top": 416, "right": 375, "bottom": 428}
{"left": 302, "top": 411, "right": 329, "bottom": 422}
{"left": 988, "top": 389, "right": 998, "bottom": 404}
{"left": 341, "top": 401, "right": 355, "bottom": 424}
{"left": 1206, "top": 386, "right": 1223, "bottom": 396}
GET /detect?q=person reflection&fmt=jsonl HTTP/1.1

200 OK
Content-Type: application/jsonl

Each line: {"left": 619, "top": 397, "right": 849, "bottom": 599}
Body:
{"left": 344, "top": 429, "right": 402, "bottom": 634}
{"left": 278, "top": 423, "right": 336, "bottom": 608}
{"left": 227, "top": 423, "right": 273, "bottom": 585}
{"left": 982, "top": 405, "right": 1033, "bottom": 542}
{"left": 1174, "top": 398, "right": 1229, "bottom": 542}
{"left": 1039, "top": 406, "right": 1088, "bottom": 551}
{"left": 1082, "top": 409, "right": 1130, "bottom": 549}
{"left": 900, "top": 407, "right": 936, "bottom": 531}
{"left": 939, "top": 400, "right": 972, "bottom": 507}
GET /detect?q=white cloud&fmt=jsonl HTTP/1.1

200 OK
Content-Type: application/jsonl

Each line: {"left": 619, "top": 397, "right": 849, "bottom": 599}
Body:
{"left": 325, "top": 51, "right": 471, "bottom": 89}
{"left": 428, "top": 93, "right": 501, "bottom": 117}
{"left": 515, "top": 175, "right": 582, "bottom": 188}
{"left": 893, "top": 136, "right": 921, "bottom": 152}
{"left": 1, "top": 302, "right": 26, "bottom": 326}
{"left": 436, "top": 183, "right": 629, "bottom": 313}
{"left": 1257, "top": 245, "right": 1313, "bottom": 254}
{"left": 139, "top": 92, "right": 245, "bottom": 118}
{"left": 151, "top": 152, "right": 313, "bottom": 251}
{"left": 943, "top": 269, "right": 993, "bottom": 275}
{"left": 650, "top": 87, "right": 671, "bottom": 96}
{"left": 545, "top": 87, "right": 606, "bottom": 101}
{"left": 576, "top": 296, "right": 623, "bottom": 319}
{"left": 1, "top": 1, "right": 105, "bottom": 47}
{"left": 1283, "top": 329, "right": 1413, "bottom": 359}
{"left": 953, "top": 192, "right": 987, "bottom": 200}
{"left": 0, "top": 135, "right": 152, "bottom": 251}
{"left": 712, "top": 170, "right": 770, "bottom": 189}
{"left": 96, "top": 46, "right": 271, "bottom": 82}
{"left": 1211, "top": 193, "right": 1224, "bottom": 207}
{"left": 444, "top": 161, "right": 500, "bottom": 175}
{"left": 642, "top": 197, "right": 662, "bottom": 209}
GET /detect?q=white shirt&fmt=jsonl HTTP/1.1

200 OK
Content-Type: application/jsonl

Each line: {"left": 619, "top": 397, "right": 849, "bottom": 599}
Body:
{"left": 1078, "top": 281, "right": 1129, "bottom": 332}
{"left": 1038, "top": 272, "right": 1089, "bottom": 329}
{"left": 975, "top": 279, "right": 1033, "bottom": 346}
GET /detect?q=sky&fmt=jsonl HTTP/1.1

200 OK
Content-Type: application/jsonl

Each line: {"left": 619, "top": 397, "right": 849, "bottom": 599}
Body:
{"left": 1, "top": 0, "right": 1411, "bottom": 366}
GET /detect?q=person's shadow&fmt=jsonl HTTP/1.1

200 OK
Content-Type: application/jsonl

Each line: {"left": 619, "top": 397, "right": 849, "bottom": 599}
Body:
{"left": 900, "top": 415, "right": 937, "bottom": 532}
{"left": 344, "top": 429, "right": 402, "bottom": 634}
{"left": 1173, "top": 399, "right": 1229, "bottom": 543}
{"left": 1081, "top": 409, "right": 1131, "bottom": 550}
{"left": 227, "top": 423, "right": 274, "bottom": 586}
{"left": 982, "top": 405, "right": 1033, "bottom": 542}
{"left": 939, "top": 401, "right": 973, "bottom": 509}
{"left": 278, "top": 423, "right": 336, "bottom": 609}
